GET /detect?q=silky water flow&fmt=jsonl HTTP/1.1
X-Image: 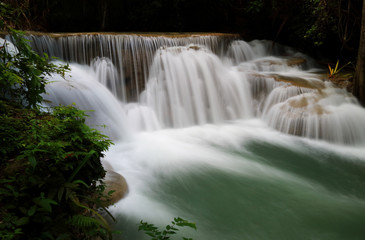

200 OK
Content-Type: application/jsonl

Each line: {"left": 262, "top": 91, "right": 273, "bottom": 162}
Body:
{"left": 25, "top": 34, "right": 365, "bottom": 240}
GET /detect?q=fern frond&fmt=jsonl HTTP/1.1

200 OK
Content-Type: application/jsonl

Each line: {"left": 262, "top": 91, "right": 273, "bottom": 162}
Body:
{"left": 70, "top": 196, "right": 110, "bottom": 231}
{"left": 69, "top": 215, "right": 102, "bottom": 229}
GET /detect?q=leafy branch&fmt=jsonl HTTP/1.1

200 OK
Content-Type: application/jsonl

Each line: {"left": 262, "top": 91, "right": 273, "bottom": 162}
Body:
{"left": 139, "top": 217, "right": 196, "bottom": 240}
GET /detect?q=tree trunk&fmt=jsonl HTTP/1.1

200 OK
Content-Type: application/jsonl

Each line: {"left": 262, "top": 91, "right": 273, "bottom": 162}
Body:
{"left": 353, "top": 0, "right": 365, "bottom": 106}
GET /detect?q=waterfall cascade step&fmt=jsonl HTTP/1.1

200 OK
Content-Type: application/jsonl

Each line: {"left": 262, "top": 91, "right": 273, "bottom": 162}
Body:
{"left": 14, "top": 32, "right": 365, "bottom": 144}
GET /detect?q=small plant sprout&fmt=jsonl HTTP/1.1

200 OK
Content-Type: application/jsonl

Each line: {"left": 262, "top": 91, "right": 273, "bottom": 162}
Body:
{"left": 328, "top": 60, "right": 351, "bottom": 80}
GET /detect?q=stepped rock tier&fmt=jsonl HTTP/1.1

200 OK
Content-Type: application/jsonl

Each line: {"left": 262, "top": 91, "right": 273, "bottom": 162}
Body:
{"left": 18, "top": 33, "right": 365, "bottom": 145}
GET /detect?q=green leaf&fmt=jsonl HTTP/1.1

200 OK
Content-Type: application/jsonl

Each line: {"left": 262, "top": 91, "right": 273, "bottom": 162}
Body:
{"left": 146, "top": 232, "right": 155, "bottom": 237}
{"left": 28, "top": 155, "right": 37, "bottom": 168}
{"left": 139, "top": 217, "right": 196, "bottom": 240}
{"left": 108, "top": 190, "right": 116, "bottom": 196}
{"left": 0, "top": 178, "right": 15, "bottom": 183}
{"left": 16, "top": 217, "right": 29, "bottom": 226}
{"left": 33, "top": 193, "right": 58, "bottom": 212}
{"left": 39, "top": 198, "right": 58, "bottom": 212}
{"left": 19, "top": 207, "right": 27, "bottom": 215}
{"left": 67, "top": 150, "right": 96, "bottom": 182}
{"left": 72, "top": 179, "right": 89, "bottom": 188}
{"left": 28, "top": 205, "right": 36, "bottom": 216}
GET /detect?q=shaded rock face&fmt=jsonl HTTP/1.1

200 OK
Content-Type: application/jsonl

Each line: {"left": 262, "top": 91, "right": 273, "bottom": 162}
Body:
{"left": 102, "top": 161, "right": 128, "bottom": 206}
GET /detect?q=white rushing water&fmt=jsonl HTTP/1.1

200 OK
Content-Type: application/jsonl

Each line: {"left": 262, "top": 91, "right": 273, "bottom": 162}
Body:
{"left": 29, "top": 34, "right": 365, "bottom": 239}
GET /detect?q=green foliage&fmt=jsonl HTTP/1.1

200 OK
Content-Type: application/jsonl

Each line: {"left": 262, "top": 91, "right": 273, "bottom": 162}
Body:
{"left": 299, "top": 0, "right": 362, "bottom": 55}
{"left": 138, "top": 217, "right": 196, "bottom": 240}
{"left": 244, "top": 0, "right": 264, "bottom": 14}
{"left": 0, "top": 102, "right": 114, "bottom": 240}
{"left": 0, "top": 0, "right": 46, "bottom": 30}
{"left": 1, "top": 2, "right": 69, "bottom": 109}
{"left": 0, "top": 28, "right": 69, "bottom": 108}
{"left": 0, "top": 4, "right": 115, "bottom": 239}
{"left": 302, "top": 0, "right": 337, "bottom": 46}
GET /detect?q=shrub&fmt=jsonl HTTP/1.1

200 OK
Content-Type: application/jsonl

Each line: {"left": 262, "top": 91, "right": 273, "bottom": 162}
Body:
{"left": 0, "top": 102, "right": 114, "bottom": 240}
{"left": 1, "top": 3, "right": 115, "bottom": 239}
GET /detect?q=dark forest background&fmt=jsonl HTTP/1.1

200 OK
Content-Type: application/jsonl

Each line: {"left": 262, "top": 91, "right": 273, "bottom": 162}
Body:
{"left": 2, "top": 0, "right": 364, "bottom": 62}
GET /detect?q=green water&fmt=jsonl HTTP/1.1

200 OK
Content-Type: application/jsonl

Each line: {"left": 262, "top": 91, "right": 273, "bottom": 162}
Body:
{"left": 109, "top": 128, "right": 365, "bottom": 240}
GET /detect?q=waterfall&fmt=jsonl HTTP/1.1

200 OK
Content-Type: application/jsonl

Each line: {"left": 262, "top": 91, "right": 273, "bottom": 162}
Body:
{"left": 43, "top": 63, "right": 129, "bottom": 141}
{"left": 141, "top": 45, "right": 253, "bottom": 128}
{"left": 27, "top": 33, "right": 236, "bottom": 101}
{"left": 26, "top": 33, "right": 365, "bottom": 145}
{"left": 23, "top": 33, "right": 365, "bottom": 240}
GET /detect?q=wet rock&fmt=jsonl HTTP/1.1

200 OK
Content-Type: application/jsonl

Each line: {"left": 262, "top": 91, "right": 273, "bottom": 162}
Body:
{"left": 102, "top": 161, "right": 128, "bottom": 206}
{"left": 270, "top": 74, "right": 325, "bottom": 89}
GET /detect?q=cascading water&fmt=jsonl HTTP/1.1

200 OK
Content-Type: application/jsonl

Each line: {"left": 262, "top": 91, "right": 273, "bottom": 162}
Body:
{"left": 25, "top": 33, "right": 234, "bottom": 101}
{"left": 141, "top": 44, "right": 253, "bottom": 128}
{"left": 26, "top": 33, "right": 365, "bottom": 239}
